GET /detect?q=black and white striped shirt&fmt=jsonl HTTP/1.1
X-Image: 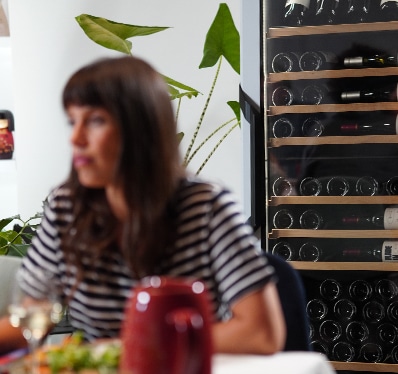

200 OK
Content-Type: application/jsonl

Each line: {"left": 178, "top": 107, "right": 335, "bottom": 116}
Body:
{"left": 20, "top": 178, "right": 275, "bottom": 341}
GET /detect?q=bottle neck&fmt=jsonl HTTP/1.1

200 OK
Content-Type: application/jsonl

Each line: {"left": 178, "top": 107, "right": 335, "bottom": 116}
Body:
{"left": 286, "top": 0, "right": 311, "bottom": 8}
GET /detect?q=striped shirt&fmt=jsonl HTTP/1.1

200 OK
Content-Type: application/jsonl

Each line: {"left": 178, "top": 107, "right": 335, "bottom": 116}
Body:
{"left": 20, "top": 178, "right": 275, "bottom": 341}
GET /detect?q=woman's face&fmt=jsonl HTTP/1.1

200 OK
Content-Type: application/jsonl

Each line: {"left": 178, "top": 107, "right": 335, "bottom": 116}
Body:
{"left": 67, "top": 105, "right": 121, "bottom": 188}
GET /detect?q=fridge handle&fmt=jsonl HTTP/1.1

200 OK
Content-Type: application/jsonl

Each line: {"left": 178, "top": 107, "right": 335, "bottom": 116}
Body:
{"left": 239, "top": 84, "right": 265, "bottom": 231}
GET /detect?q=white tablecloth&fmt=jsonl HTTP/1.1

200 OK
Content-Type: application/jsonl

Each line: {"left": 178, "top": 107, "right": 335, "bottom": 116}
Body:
{"left": 213, "top": 352, "right": 336, "bottom": 374}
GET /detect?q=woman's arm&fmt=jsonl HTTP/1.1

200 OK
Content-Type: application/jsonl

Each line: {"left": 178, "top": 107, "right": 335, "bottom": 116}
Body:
{"left": 212, "top": 282, "right": 286, "bottom": 354}
{"left": 0, "top": 317, "right": 27, "bottom": 355}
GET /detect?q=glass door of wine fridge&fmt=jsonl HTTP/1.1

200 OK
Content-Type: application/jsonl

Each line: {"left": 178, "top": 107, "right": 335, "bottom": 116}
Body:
{"left": 257, "top": 0, "right": 398, "bottom": 371}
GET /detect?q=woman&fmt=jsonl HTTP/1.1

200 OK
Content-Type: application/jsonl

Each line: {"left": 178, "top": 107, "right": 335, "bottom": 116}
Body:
{"left": 0, "top": 56, "right": 285, "bottom": 355}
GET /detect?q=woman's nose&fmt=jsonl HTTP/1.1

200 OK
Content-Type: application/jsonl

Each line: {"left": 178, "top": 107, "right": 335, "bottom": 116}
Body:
{"left": 70, "top": 121, "right": 86, "bottom": 146}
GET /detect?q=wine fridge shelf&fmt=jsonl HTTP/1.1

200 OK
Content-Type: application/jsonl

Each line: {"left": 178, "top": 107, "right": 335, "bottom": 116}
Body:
{"left": 269, "top": 67, "right": 398, "bottom": 83}
{"left": 269, "top": 196, "right": 398, "bottom": 205}
{"left": 291, "top": 261, "right": 398, "bottom": 272}
{"left": 269, "top": 229, "right": 398, "bottom": 239}
{"left": 331, "top": 361, "right": 398, "bottom": 373}
{"left": 268, "top": 20, "right": 398, "bottom": 39}
{"left": 269, "top": 102, "right": 398, "bottom": 115}
{"left": 268, "top": 135, "right": 398, "bottom": 148}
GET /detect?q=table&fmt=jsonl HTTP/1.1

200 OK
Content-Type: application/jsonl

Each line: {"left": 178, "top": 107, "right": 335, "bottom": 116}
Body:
{"left": 213, "top": 351, "right": 336, "bottom": 374}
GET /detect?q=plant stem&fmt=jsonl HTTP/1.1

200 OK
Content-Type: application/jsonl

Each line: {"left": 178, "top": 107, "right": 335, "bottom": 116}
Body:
{"left": 185, "top": 118, "right": 235, "bottom": 166}
{"left": 196, "top": 121, "right": 240, "bottom": 175}
{"left": 175, "top": 98, "right": 182, "bottom": 122}
{"left": 183, "top": 58, "right": 222, "bottom": 164}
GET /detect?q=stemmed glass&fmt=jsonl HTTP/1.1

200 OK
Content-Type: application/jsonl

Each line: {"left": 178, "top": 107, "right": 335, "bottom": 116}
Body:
{"left": 7, "top": 269, "right": 64, "bottom": 374}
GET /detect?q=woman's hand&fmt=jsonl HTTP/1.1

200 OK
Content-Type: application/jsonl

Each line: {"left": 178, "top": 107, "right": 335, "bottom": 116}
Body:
{"left": 212, "top": 282, "right": 286, "bottom": 354}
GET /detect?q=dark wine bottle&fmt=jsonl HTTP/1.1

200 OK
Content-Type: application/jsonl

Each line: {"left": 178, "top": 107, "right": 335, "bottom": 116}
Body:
{"left": 332, "top": 341, "right": 356, "bottom": 362}
{"left": 271, "top": 85, "right": 298, "bottom": 106}
{"left": 344, "top": 53, "right": 398, "bottom": 68}
{"left": 341, "top": 207, "right": 398, "bottom": 229}
{"left": 314, "top": 0, "right": 340, "bottom": 24}
{"left": 299, "top": 51, "right": 338, "bottom": 71}
{"left": 272, "top": 241, "right": 297, "bottom": 261}
{"left": 272, "top": 209, "right": 295, "bottom": 229}
{"left": 284, "top": 0, "right": 311, "bottom": 26}
{"left": 301, "top": 117, "right": 325, "bottom": 137}
{"left": 301, "top": 84, "right": 331, "bottom": 105}
{"left": 272, "top": 117, "right": 295, "bottom": 138}
{"left": 345, "top": 0, "right": 371, "bottom": 23}
{"left": 341, "top": 240, "right": 398, "bottom": 262}
{"left": 386, "top": 176, "right": 398, "bottom": 195}
{"left": 339, "top": 114, "right": 398, "bottom": 135}
{"left": 271, "top": 52, "right": 300, "bottom": 72}
{"left": 379, "top": 0, "right": 398, "bottom": 21}
{"left": 340, "top": 83, "right": 398, "bottom": 103}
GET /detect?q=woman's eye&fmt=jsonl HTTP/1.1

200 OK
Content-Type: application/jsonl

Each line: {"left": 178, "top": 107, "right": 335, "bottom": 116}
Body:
{"left": 87, "top": 115, "right": 106, "bottom": 126}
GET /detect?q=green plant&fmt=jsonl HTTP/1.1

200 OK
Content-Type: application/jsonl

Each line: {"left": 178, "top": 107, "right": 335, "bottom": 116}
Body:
{"left": 75, "top": 3, "right": 240, "bottom": 174}
{"left": 0, "top": 213, "right": 42, "bottom": 257}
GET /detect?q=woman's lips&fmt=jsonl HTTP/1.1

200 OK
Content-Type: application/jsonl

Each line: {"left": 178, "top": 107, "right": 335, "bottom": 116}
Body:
{"left": 73, "top": 155, "right": 92, "bottom": 168}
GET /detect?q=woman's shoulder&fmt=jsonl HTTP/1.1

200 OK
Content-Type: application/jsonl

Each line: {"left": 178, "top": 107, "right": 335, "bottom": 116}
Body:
{"left": 179, "top": 176, "right": 233, "bottom": 200}
{"left": 176, "top": 177, "right": 243, "bottom": 218}
{"left": 44, "top": 183, "right": 74, "bottom": 210}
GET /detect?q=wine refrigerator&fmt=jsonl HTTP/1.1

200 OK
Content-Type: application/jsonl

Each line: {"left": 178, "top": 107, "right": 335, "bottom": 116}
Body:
{"left": 241, "top": 0, "right": 398, "bottom": 371}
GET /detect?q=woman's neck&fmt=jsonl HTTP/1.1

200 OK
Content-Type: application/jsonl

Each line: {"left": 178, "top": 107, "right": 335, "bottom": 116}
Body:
{"left": 106, "top": 185, "right": 129, "bottom": 222}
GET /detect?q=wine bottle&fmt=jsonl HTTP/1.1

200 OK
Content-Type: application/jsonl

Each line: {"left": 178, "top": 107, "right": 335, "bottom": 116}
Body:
{"left": 301, "top": 117, "right": 325, "bottom": 137}
{"left": 271, "top": 52, "right": 300, "bottom": 72}
{"left": 345, "top": 0, "right": 371, "bottom": 23}
{"left": 386, "top": 176, "right": 398, "bottom": 195}
{"left": 375, "top": 278, "right": 398, "bottom": 300}
{"left": 306, "top": 299, "right": 328, "bottom": 320}
{"left": 320, "top": 278, "right": 342, "bottom": 300}
{"left": 271, "top": 85, "right": 298, "bottom": 106}
{"left": 344, "top": 53, "right": 398, "bottom": 68}
{"left": 300, "top": 84, "right": 330, "bottom": 105}
{"left": 339, "top": 114, "right": 398, "bottom": 135}
{"left": 379, "top": 0, "right": 398, "bottom": 21}
{"left": 314, "top": 0, "right": 341, "bottom": 24}
{"left": 387, "top": 301, "right": 398, "bottom": 323}
{"left": 311, "top": 340, "right": 329, "bottom": 355}
{"left": 319, "top": 319, "right": 343, "bottom": 342}
{"left": 326, "top": 176, "right": 350, "bottom": 196}
{"left": 346, "top": 321, "right": 369, "bottom": 344}
{"left": 272, "top": 209, "right": 295, "bottom": 229}
{"left": 362, "top": 301, "right": 385, "bottom": 324}
{"left": 331, "top": 341, "right": 356, "bottom": 362}
{"left": 299, "top": 177, "right": 323, "bottom": 196}
{"left": 355, "top": 176, "right": 379, "bottom": 196}
{"left": 378, "top": 323, "right": 398, "bottom": 346}
{"left": 359, "top": 342, "right": 384, "bottom": 363}
{"left": 299, "top": 51, "right": 338, "bottom": 71}
{"left": 299, "top": 242, "right": 323, "bottom": 261}
{"left": 284, "top": 0, "right": 311, "bottom": 26}
{"left": 272, "top": 241, "right": 297, "bottom": 261}
{"left": 349, "top": 279, "right": 373, "bottom": 302}
{"left": 272, "top": 117, "right": 295, "bottom": 138}
{"left": 341, "top": 240, "right": 398, "bottom": 262}
{"left": 341, "top": 207, "right": 398, "bottom": 229}
{"left": 334, "top": 298, "right": 357, "bottom": 321}
{"left": 340, "top": 83, "right": 398, "bottom": 103}
{"left": 272, "top": 177, "right": 294, "bottom": 196}
{"left": 299, "top": 209, "right": 323, "bottom": 229}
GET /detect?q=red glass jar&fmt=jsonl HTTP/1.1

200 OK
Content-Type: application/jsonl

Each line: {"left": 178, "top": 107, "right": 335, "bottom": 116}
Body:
{"left": 0, "top": 110, "right": 14, "bottom": 160}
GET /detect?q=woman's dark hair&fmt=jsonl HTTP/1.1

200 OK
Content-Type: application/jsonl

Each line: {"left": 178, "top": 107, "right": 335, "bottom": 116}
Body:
{"left": 61, "top": 56, "right": 185, "bottom": 279}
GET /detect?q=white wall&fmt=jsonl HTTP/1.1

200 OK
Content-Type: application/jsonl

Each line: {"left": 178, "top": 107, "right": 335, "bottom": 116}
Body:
{"left": 7, "top": 0, "right": 242, "bottom": 219}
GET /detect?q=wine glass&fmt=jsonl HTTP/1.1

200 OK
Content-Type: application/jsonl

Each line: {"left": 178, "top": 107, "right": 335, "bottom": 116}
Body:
{"left": 7, "top": 269, "right": 64, "bottom": 374}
